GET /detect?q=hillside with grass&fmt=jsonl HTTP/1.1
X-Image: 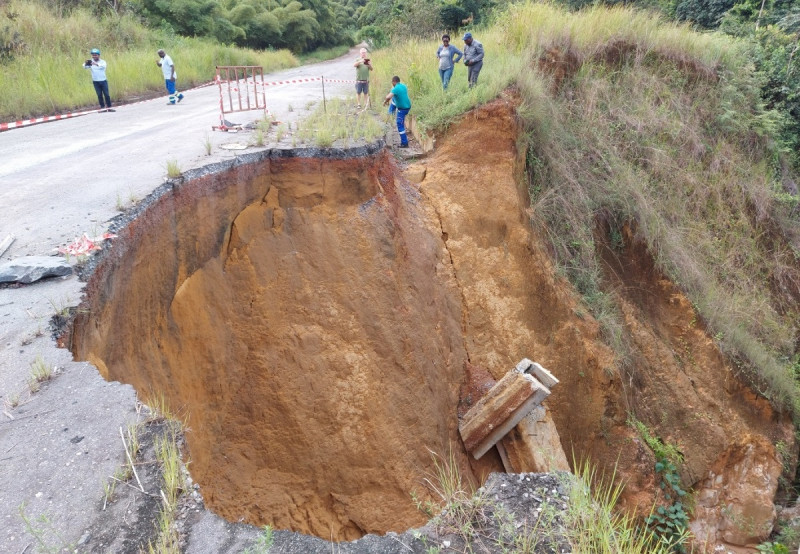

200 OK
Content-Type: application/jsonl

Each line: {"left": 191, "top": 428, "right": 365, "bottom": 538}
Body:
{"left": 364, "top": 4, "right": 800, "bottom": 549}
{"left": 372, "top": 2, "right": 800, "bottom": 418}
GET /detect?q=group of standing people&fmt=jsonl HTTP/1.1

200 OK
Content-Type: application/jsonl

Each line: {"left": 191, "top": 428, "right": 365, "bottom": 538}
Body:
{"left": 83, "top": 47, "right": 184, "bottom": 111}
{"left": 436, "top": 32, "right": 484, "bottom": 90}
{"left": 356, "top": 31, "right": 484, "bottom": 149}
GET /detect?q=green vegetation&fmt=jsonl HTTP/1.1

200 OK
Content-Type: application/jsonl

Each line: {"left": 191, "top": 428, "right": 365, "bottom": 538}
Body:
{"left": 566, "top": 461, "right": 686, "bottom": 553}
{"left": 295, "top": 97, "right": 383, "bottom": 146}
{"left": 165, "top": 159, "right": 182, "bottom": 178}
{"left": 243, "top": 525, "right": 275, "bottom": 554}
{"left": 0, "top": 0, "right": 298, "bottom": 120}
{"left": 549, "top": 0, "right": 800, "bottom": 198}
{"left": 19, "top": 503, "right": 75, "bottom": 554}
{"left": 384, "top": 2, "right": 800, "bottom": 417}
{"left": 143, "top": 395, "right": 187, "bottom": 554}
{"left": 27, "top": 354, "right": 53, "bottom": 393}
{"left": 415, "top": 450, "right": 680, "bottom": 552}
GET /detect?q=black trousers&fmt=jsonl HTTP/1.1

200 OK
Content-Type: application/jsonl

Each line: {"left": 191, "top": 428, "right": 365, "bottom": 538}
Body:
{"left": 92, "top": 80, "right": 111, "bottom": 108}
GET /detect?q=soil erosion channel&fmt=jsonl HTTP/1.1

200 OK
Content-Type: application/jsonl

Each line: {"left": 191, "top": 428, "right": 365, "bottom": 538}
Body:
{"left": 67, "top": 99, "right": 793, "bottom": 546}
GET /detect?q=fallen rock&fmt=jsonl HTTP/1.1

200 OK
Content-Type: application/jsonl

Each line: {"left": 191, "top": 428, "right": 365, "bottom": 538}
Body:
{"left": 0, "top": 256, "right": 72, "bottom": 284}
{"left": 689, "top": 435, "right": 782, "bottom": 551}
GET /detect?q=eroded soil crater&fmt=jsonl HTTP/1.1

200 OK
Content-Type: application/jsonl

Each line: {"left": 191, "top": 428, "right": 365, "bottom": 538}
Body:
{"left": 68, "top": 145, "right": 476, "bottom": 540}
{"left": 66, "top": 100, "right": 796, "bottom": 550}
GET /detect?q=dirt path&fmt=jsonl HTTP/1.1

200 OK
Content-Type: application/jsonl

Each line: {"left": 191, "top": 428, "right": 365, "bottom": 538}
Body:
{"left": 0, "top": 48, "right": 366, "bottom": 552}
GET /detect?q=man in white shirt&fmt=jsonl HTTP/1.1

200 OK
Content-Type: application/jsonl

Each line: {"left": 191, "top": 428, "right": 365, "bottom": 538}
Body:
{"left": 157, "top": 49, "right": 184, "bottom": 105}
{"left": 83, "top": 48, "right": 114, "bottom": 112}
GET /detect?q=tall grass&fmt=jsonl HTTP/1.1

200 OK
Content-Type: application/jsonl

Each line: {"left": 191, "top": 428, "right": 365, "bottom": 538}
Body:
{"left": 0, "top": 0, "right": 298, "bottom": 119}
{"left": 370, "top": 1, "right": 800, "bottom": 415}
{"left": 565, "top": 461, "right": 685, "bottom": 553}
{"left": 371, "top": 33, "right": 524, "bottom": 134}
{"left": 418, "top": 449, "right": 675, "bottom": 552}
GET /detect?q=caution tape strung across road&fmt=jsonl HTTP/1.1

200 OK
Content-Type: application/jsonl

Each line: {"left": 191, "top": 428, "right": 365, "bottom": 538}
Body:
{"left": 0, "top": 75, "right": 358, "bottom": 133}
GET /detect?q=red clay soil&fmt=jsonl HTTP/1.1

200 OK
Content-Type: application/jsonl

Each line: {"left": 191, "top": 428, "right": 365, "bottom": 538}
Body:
{"left": 416, "top": 96, "right": 794, "bottom": 518}
{"left": 70, "top": 96, "right": 794, "bottom": 544}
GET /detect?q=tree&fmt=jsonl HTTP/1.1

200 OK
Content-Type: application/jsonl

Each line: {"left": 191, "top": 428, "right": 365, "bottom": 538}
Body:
{"left": 675, "top": 0, "right": 735, "bottom": 28}
{"left": 272, "top": 0, "right": 319, "bottom": 51}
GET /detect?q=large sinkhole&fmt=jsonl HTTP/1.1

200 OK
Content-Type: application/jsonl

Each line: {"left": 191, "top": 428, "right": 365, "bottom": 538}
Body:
{"left": 68, "top": 146, "right": 480, "bottom": 540}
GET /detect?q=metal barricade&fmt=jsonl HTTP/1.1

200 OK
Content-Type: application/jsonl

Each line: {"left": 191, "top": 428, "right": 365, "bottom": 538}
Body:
{"left": 212, "top": 66, "right": 268, "bottom": 131}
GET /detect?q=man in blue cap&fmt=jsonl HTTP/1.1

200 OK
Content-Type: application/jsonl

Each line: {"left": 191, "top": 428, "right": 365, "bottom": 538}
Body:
{"left": 83, "top": 48, "right": 113, "bottom": 112}
{"left": 462, "top": 32, "right": 484, "bottom": 88}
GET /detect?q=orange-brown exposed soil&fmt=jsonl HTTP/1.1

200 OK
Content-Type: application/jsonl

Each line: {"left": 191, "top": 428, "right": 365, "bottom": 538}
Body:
{"left": 70, "top": 98, "right": 794, "bottom": 546}
{"left": 416, "top": 96, "right": 794, "bottom": 524}
{"left": 71, "top": 151, "right": 470, "bottom": 540}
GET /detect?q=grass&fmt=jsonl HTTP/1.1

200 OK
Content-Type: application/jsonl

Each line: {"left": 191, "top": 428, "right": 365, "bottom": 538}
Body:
{"left": 369, "top": 1, "right": 800, "bottom": 417}
{"left": 414, "top": 449, "right": 676, "bottom": 552}
{"left": 28, "top": 354, "right": 53, "bottom": 393}
{"left": 253, "top": 129, "right": 265, "bottom": 147}
{"left": 371, "top": 33, "right": 524, "bottom": 135}
{"left": 295, "top": 97, "right": 384, "bottom": 147}
{"left": 0, "top": 0, "right": 299, "bottom": 120}
{"left": 243, "top": 525, "right": 275, "bottom": 554}
{"left": 627, "top": 416, "right": 683, "bottom": 465}
{"left": 298, "top": 44, "right": 351, "bottom": 64}
{"left": 19, "top": 502, "right": 74, "bottom": 554}
{"left": 565, "top": 461, "right": 685, "bottom": 553}
{"left": 141, "top": 392, "right": 186, "bottom": 554}
{"left": 165, "top": 159, "right": 181, "bottom": 178}
{"left": 146, "top": 423, "right": 183, "bottom": 554}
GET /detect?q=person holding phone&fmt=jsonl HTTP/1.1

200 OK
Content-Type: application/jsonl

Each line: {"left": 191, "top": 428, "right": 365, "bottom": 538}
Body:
{"left": 354, "top": 48, "right": 372, "bottom": 108}
{"left": 83, "top": 48, "right": 113, "bottom": 112}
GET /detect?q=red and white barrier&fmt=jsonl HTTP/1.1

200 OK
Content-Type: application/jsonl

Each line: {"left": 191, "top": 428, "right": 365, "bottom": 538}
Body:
{"left": 0, "top": 108, "right": 105, "bottom": 132}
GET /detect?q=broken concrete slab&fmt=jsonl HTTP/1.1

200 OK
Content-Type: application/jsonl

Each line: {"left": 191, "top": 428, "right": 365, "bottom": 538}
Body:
{"left": 515, "top": 358, "right": 559, "bottom": 389}
{"left": 500, "top": 406, "right": 570, "bottom": 473}
{"left": 0, "top": 255, "right": 72, "bottom": 284}
{"left": 459, "top": 370, "right": 550, "bottom": 459}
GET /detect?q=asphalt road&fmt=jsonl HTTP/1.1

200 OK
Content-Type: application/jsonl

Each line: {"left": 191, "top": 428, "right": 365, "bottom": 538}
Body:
{"left": 0, "top": 49, "right": 360, "bottom": 258}
{"left": 0, "top": 48, "right": 366, "bottom": 550}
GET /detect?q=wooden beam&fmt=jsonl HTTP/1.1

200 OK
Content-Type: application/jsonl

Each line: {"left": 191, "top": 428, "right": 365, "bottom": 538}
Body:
{"left": 459, "top": 371, "right": 550, "bottom": 460}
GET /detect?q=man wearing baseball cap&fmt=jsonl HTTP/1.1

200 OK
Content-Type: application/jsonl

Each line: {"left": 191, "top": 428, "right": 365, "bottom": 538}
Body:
{"left": 83, "top": 48, "right": 114, "bottom": 112}
{"left": 462, "top": 32, "right": 484, "bottom": 88}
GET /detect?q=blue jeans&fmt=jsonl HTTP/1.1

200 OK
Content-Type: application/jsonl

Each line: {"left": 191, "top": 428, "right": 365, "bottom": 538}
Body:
{"left": 92, "top": 80, "right": 111, "bottom": 108}
{"left": 439, "top": 67, "right": 453, "bottom": 90}
{"left": 388, "top": 103, "right": 410, "bottom": 146}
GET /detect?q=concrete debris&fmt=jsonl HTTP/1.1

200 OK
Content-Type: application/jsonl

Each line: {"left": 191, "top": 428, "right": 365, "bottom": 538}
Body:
{"left": 0, "top": 255, "right": 72, "bottom": 284}
{"left": 459, "top": 367, "right": 551, "bottom": 459}
{"left": 0, "top": 234, "right": 14, "bottom": 257}
{"left": 57, "top": 233, "right": 116, "bottom": 257}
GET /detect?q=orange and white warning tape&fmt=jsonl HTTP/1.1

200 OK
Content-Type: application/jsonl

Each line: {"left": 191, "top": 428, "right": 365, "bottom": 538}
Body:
{"left": 1, "top": 75, "right": 356, "bottom": 133}
{"left": 215, "top": 76, "right": 358, "bottom": 90}
{"left": 0, "top": 108, "right": 105, "bottom": 132}
{"left": 0, "top": 79, "right": 216, "bottom": 133}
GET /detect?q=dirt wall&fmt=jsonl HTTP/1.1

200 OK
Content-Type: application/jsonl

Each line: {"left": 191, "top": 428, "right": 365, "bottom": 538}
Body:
{"left": 70, "top": 148, "right": 470, "bottom": 540}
